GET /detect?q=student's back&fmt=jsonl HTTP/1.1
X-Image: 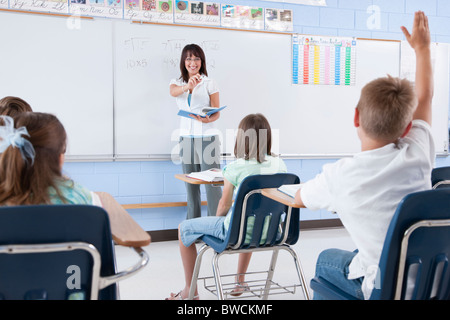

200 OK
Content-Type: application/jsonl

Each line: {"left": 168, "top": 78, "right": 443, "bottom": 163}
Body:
{"left": 295, "top": 11, "right": 434, "bottom": 300}
{"left": 301, "top": 116, "right": 434, "bottom": 294}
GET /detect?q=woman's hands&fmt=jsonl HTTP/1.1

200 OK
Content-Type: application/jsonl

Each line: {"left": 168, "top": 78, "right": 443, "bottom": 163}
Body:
{"left": 182, "top": 75, "right": 220, "bottom": 123}
{"left": 189, "top": 111, "right": 220, "bottom": 123}
{"left": 170, "top": 73, "right": 202, "bottom": 97}
{"left": 189, "top": 88, "right": 220, "bottom": 123}
{"left": 185, "top": 73, "right": 202, "bottom": 92}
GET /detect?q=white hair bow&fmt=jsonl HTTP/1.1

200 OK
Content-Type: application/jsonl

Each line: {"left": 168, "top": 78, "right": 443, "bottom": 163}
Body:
{"left": 0, "top": 115, "right": 35, "bottom": 165}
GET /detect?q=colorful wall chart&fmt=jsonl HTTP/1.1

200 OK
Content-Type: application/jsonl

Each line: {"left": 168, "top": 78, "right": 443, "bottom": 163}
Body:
{"left": 292, "top": 35, "right": 356, "bottom": 85}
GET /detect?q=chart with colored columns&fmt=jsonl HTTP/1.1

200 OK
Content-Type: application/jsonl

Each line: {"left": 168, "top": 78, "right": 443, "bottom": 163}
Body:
{"left": 292, "top": 35, "right": 357, "bottom": 86}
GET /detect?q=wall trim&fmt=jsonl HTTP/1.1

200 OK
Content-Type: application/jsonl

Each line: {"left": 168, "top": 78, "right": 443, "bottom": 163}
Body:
{"left": 146, "top": 218, "right": 343, "bottom": 243}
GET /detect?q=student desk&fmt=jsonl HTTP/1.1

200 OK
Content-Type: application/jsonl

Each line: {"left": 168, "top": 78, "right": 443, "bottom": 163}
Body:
{"left": 174, "top": 174, "right": 224, "bottom": 216}
{"left": 174, "top": 173, "right": 224, "bottom": 185}
{"left": 260, "top": 188, "right": 301, "bottom": 208}
{"left": 262, "top": 188, "right": 339, "bottom": 216}
{"left": 96, "top": 192, "right": 151, "bottom": 248}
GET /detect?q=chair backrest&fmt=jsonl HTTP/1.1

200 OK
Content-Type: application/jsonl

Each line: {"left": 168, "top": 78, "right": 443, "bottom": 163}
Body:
{"left": 0, "top": 205, "right": 117, "bottom": 300}
{"left": 431, "top": 166, "right": 450, "bottom": 189}
{"left": 370, "top": 189, "right": 450, "bottom": 300}
{"left": 202, "top": 173, "right": 300, "bottom": 253}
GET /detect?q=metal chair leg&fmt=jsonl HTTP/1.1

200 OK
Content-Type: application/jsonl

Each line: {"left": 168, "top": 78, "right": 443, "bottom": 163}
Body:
{"left": 212, "top": 252, "right": 225, "bottom": 300}
{"left": 262, "top": 248, "right": 280, "bottom": 300}
{"left": 188, "top": 244, "right": 210, "bottom": 300}
{"left": 282, "top": 246, "right": 310, "bottom": 300}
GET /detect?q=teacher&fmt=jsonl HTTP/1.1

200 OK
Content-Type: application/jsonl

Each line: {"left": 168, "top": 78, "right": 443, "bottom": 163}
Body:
{"left": 169, "top": 44, "right": 222, "bottom": 219}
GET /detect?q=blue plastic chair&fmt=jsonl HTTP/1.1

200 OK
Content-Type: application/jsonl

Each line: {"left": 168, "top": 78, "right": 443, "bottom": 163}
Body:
{"left": 188, "top": 173, "right": 310, "bottom": 300}
{"left": 0, "top": 205, "right": 149, "bottom": 300}
{"left": 310, "top": 189, "right": 450, "bottom": 300}
{"left": 431, "top": 166, "right": 450, "bottom": 189}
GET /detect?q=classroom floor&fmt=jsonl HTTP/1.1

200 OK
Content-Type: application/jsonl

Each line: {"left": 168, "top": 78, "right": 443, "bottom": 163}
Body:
{"left": 114, "top": 227, "right": 355, "bottom": 300}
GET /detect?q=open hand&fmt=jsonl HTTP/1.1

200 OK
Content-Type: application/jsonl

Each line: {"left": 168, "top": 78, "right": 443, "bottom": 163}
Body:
{"left": 401, "top": 11, "right": 430, "bottom": 51}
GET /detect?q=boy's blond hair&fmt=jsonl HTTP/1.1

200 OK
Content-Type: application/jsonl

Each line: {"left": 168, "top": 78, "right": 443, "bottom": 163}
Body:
{"left": 357, "top": 75, "right": 417, "bottom": 142}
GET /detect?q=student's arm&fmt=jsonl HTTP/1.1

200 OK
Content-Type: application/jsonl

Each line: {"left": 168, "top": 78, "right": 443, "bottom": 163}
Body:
{"left": 294, "top": 188, "right": 306, "bottom": 208}
{"left": 216, "top": 179, "right": 234, "bottom": 216}
{"left": 401, "top": 11, "right": 433, "bottom": 125}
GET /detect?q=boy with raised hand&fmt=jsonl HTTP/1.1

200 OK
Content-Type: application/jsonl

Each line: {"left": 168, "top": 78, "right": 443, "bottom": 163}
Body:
{"left": 294, "top": 11, "right": 434, "bottom": 299}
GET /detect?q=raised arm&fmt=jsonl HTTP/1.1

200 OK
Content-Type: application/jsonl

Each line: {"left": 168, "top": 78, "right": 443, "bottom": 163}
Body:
{"left": 401, "top": 11, "right": 433, "bottom": 125}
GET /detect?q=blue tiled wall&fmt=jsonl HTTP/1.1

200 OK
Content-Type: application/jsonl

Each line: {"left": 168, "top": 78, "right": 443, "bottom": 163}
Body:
{"left": 63, "top": 0, "right": 450, "bottom": 231}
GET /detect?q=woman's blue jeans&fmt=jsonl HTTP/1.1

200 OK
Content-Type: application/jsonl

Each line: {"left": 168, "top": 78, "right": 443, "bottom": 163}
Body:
{"left": 313, "top": 248, "right": 364, "bottom": 300}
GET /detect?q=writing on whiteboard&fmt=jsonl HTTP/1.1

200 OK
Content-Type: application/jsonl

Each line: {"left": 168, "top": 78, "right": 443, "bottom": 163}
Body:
{"left": 161, "top": 39, "right": 219, "bottom": 71}
{"left": 126, "top": 59, "right": 148, "bottom": 69}
{"left": 123, "top": 37, "right": 152, "bottom": 70}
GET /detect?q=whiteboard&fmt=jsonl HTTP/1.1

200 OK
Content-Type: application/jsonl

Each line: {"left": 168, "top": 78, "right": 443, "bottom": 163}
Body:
{"left": 113, "top": 21, "right": 449, "bottom": 158}
{"left": 400, "top": 42, "right": 450, "bottom": 155}
{"left": 0, "top": 12, "right": 114, "bottom": 159}
{"left": 431, "top": 43, "right": 450, "bottom": 154}
{"left": 0, "top": 12, "right": 447, "bottom": 159}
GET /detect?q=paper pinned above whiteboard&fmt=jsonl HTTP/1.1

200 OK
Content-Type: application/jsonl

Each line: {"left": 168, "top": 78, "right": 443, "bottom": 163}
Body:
{"left": 258, "top": 0, "right": 326, "bottom": 6}
{"left": 265, "top": 8, "right": 293, "bottom": 32}
{"left": 69, "top": 1, "right": 123, "bottom": 19}
{"left": 124, "top": 0, "right": 174, "bottom": 22}
{"left": 9, "top": 0, "right": 69, "bottom": 14}
{"left": 221, "top": 5, "right": 264, "bottom": 30}
{"left": 175, "top": 1, "right": 220, "bottom": 26}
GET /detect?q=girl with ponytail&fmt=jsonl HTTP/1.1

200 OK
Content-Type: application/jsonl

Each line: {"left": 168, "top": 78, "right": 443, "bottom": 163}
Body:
{"left": 0, "top": 112, "right": 99, "bottom": 206}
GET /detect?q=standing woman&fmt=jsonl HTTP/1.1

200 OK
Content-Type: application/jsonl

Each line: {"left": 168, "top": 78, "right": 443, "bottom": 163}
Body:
{"left": 169, "top": 44, "right": 222, "bottom": 219}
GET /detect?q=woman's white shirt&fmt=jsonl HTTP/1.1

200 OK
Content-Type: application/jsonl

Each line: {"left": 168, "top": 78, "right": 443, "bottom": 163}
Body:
{"left": 170, "top": 76, "right": 219, "bottom": 137}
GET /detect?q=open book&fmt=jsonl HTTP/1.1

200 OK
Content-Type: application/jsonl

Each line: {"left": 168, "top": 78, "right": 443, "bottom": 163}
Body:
{"left": 177, "top": 105, "right": 227, "bottom": 119}
{"left": 277, "top": 183, "right": 303, "bottom": 198}
{"left": 187, "top": 168, "right": 224, "bottom": 182}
